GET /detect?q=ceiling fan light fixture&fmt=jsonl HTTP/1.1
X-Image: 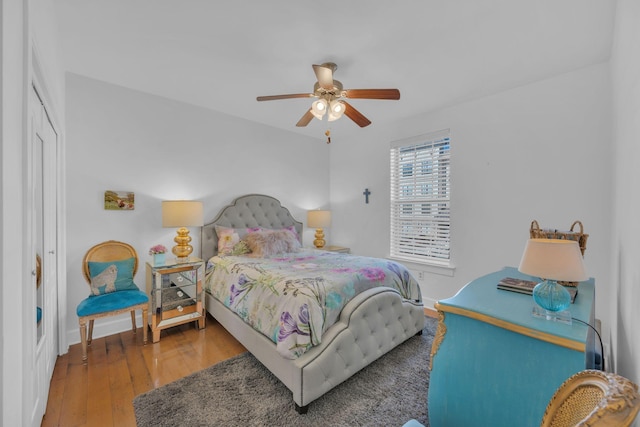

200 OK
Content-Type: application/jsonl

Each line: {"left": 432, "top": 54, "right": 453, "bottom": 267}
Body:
{"left": 256, "top": 62, "right": 400, "bottom": 129}
{"left": 311, "top": 99, "right": 328, "bottom": 119}
{"left": 328, "top": 100, "right": 345, "bottom": 121}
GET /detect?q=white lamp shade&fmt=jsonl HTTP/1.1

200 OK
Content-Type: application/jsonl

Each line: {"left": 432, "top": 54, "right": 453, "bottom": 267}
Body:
{"left": 162, "top": 200, "right": 204, "bottom": 227}
{"left": 307, "top": 210, "right": 331, "bottom": 228}
{"left": 518, "top": 238, "right": 587, "bottom": 282}
{"left": 311, "top": 99, "right": 328, "bottom": 120}
{"left": 328, "top": 100, "right": 345, "bottom": 121}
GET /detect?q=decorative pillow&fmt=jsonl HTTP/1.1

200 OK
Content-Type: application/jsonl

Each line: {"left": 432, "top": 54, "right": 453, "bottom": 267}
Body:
{"left": 282, "top": 225, "right": 301, "bottom": 242}
{"left": 259, "top": 225, "right": 301, "bottom": 244}
{"left": 216, "top": 228, "right": 240, "bottom": 255}
{"left": 280, "top": 228, "right": 302, "bottom": 251}
{"left": 87, "top": 257, "right": 139, "bottom": 295}
{"left": 230, "top": 240, "right": 251, "bottom": 256}
{"left": 244, "top": 229, "right": 301, "bottom": 257}
{"left": 215, "top": 225, "right": 263, "bottom": 255}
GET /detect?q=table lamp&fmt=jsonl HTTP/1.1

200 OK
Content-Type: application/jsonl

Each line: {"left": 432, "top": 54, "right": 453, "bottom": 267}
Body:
{"left": 518, "top": 238, "right": 587, "bottom": 322}
{"left": 162, "top": 200, "right": 204, "bottom": 261}
{"left": 307, "top": 210, "right": 331, "bottom": 249}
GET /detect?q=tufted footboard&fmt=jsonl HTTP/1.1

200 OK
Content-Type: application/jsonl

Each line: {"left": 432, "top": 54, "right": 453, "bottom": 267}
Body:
{"left": 205, "top": 286, "right": 425, "bottom": 412}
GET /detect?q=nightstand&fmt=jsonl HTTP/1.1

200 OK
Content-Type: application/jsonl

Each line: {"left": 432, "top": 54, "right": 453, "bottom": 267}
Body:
{"left": 145, "top": 257, "right": 205, "bottom": 343}
{"left": 324, "top": 245, "right": 350, "bottom": 254}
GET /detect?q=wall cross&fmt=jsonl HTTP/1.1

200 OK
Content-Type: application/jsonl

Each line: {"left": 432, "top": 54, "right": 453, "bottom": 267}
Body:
{"left": 363, "top": 188, "right": 371, "bottom": 204}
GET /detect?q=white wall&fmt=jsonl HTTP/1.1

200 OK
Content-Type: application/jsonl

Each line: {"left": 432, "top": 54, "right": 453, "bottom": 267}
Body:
{"left": 330, "top": 62, "right": 613, "bottom": 332}
{"left": 610, "top": 0, "right": 640, "bottom": 385}
{"left": 64, "top": 73, "right": 330, "bottom": 345}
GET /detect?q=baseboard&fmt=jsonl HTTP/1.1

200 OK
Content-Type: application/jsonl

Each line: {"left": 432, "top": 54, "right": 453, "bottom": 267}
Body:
{"left": 66, "top": 312, "right": 147, "bottom": 348}
{"left": 421, "top": 296, "right": 438, "bottom": 311}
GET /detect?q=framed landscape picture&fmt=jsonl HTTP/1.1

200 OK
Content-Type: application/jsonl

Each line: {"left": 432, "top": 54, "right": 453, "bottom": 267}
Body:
{"left": 104, "top": 190, "right": 135, "bottom": 210}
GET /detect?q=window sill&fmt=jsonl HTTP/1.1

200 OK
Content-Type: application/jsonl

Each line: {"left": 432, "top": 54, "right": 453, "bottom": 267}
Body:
{"left": 387, "top": 256, "right": 456, "bottom": 277}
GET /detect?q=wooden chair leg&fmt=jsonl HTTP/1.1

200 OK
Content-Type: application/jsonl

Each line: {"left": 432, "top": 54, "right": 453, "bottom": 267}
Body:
{"left": 79, "top": 318, "right": 88, "bottom": 362}
{"left": 130, "top": 310, "right": 137, "bottom": 333}
{"left": 142, "top": 308, "right": 148, "bottom": 344}
{"left": 87, "top": 319, "right": 94, "bottom": 345}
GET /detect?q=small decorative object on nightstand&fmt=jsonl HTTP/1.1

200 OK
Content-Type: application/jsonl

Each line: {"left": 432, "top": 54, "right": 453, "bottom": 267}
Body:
{"left": 149, "top": 244, "right": 167, "bottom": 267}
{"left": 145, "top": 257, "right": 205, "bottom": 343}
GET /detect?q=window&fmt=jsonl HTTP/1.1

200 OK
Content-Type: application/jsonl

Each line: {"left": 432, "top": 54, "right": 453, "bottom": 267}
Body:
{"left": 390, "top": 129, "right": 451, "bottom": 265}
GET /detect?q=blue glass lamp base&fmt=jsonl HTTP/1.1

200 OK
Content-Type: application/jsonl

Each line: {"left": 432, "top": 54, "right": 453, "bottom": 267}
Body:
{"left": 532, "top": 279, "right": 572, "bottom": 312}
{"left": 531, "top": 305, "right": 572, "bottom": 324}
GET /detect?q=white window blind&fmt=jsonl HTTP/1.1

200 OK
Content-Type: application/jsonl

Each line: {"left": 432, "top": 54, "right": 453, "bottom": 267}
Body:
{"left": 390, "top": 130, "right": 451, "bottom": 265}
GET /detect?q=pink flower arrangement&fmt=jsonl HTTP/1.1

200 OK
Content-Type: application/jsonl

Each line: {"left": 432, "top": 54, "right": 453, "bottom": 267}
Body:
{"left": 149, "top": 244, "right": 167, "bottom": 255}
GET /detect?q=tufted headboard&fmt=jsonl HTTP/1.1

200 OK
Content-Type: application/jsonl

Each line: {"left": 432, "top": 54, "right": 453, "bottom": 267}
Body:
{"left": 201, "top": 194, "right": 303, "bottom": 262}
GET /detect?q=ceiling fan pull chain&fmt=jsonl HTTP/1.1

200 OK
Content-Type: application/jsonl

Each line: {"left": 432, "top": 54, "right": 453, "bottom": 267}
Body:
{"left": 325, "top": 129, "right": 331, "bottom": 144}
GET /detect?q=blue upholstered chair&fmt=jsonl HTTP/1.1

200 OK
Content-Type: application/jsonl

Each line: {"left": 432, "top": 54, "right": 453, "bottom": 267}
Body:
{"left": 77, "top": 240, "right": 148, "bottom": 362}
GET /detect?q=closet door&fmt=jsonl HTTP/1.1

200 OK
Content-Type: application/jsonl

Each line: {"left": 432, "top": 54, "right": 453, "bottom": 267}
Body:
{"left": 29, "top": 85, "right": 58, "bottom": 427}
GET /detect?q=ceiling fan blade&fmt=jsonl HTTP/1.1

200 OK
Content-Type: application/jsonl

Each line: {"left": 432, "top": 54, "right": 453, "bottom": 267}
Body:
{"left": 296, "top": 109, "right": 315, "bottom": 127}
{"left": 313, "top": 64, "right": 335, "bottom": 90}
{"left": 257, "top": 93, "right": 315, "bottom": 101}
{"left": 344, "top": 89, "right": 401, "bottom": 100}
{"left": 343, "top": 101, "right": 372, "bottom": 127}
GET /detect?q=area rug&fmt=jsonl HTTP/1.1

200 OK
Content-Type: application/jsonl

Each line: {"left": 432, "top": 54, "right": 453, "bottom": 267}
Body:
{"left": 134, "top": 317, "right": 436, "bottom": 427}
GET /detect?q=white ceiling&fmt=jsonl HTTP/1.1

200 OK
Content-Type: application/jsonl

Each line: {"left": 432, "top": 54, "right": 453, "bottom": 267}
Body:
{"left": 55, "top": 0, "right": 615, "bottom": 140}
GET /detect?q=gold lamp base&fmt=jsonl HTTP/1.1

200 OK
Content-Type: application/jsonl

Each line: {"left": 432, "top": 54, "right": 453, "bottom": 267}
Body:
{"left": 313, "top": 228, "right": 326, "bottom": 249}
{"left": 172, "top": 227, "right": 193, "bottom": 260}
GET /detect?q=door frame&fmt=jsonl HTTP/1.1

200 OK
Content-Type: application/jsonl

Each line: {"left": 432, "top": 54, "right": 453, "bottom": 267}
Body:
{"left": 25, "top": 43, "right": 67, "bottom": 427}
{"left": 30, "top": 47, "right": 67, "bottom": 356}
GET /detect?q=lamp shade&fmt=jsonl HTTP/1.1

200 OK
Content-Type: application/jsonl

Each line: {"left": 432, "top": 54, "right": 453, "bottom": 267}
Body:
{"left": 518, "top": 239, "right": 587, "bottom": 282}
{"left": 307, "top": 210, "right": 331, "bottom": 228}
{"left": 328, "top": 100, "right": 345, "bottom": 121}
{"left": 311, "top": 99, "right": 328, "bottom": 120}
{"left": 162, "top": 201, "right": 204, "bottom": 227}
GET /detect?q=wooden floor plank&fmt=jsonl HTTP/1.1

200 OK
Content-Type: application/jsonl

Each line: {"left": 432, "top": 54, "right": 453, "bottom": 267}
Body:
{"left": 41, "top": 355, "right": 67, "bottom": 426}
{"left": 105, "top": 334, "right": 137, "bottom": 426}
{"left": 87, "top": 337, "right": 114, "bottom": 427}
{"left": 55, "top": 340, "right": 89, "bottom": 426}
{"left": 123, "top": 330, "right": 154, "bottom": 397}
{"left": 142, "top": 328, "right": 193, "bottom": 388}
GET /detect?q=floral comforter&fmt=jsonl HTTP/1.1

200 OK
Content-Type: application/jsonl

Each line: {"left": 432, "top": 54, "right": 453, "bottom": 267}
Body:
{"left": 205, "top": 249, "right": 422, "bottom": 359}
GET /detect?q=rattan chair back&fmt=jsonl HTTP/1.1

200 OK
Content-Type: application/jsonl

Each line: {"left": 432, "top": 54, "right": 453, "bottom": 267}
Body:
{"left": 82, "top": 240, "right": 138, "bottom": 284}
{"left": 541, "top": 370, "right": 640, "bottom": 427}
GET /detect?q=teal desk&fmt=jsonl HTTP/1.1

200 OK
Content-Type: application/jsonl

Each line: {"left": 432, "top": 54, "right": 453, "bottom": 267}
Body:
{"left": 427, "top": 267, "right": 596, "bottom": 427}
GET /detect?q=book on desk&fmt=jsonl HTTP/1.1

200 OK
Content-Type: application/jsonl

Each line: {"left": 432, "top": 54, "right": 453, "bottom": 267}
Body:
{"left": 497, "top": 277, "right": 577, "bottom": 303}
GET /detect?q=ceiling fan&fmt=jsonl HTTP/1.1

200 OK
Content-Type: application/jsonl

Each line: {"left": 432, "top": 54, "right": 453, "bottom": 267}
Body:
{"left": 256, "top": 62, "right": 400, "bottom": 128}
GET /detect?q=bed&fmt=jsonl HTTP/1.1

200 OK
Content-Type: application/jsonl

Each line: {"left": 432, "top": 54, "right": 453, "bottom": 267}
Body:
{"left": 201, "top": 194, "right": 425, "bottom": 413}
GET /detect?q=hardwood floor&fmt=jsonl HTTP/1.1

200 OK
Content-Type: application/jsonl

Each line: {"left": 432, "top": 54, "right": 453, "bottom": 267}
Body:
{"left": 41, "top": 315, "right": 246, "bottom": 427}
{"left": 42, "top": 308, "right": 437, "bottom": 427}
